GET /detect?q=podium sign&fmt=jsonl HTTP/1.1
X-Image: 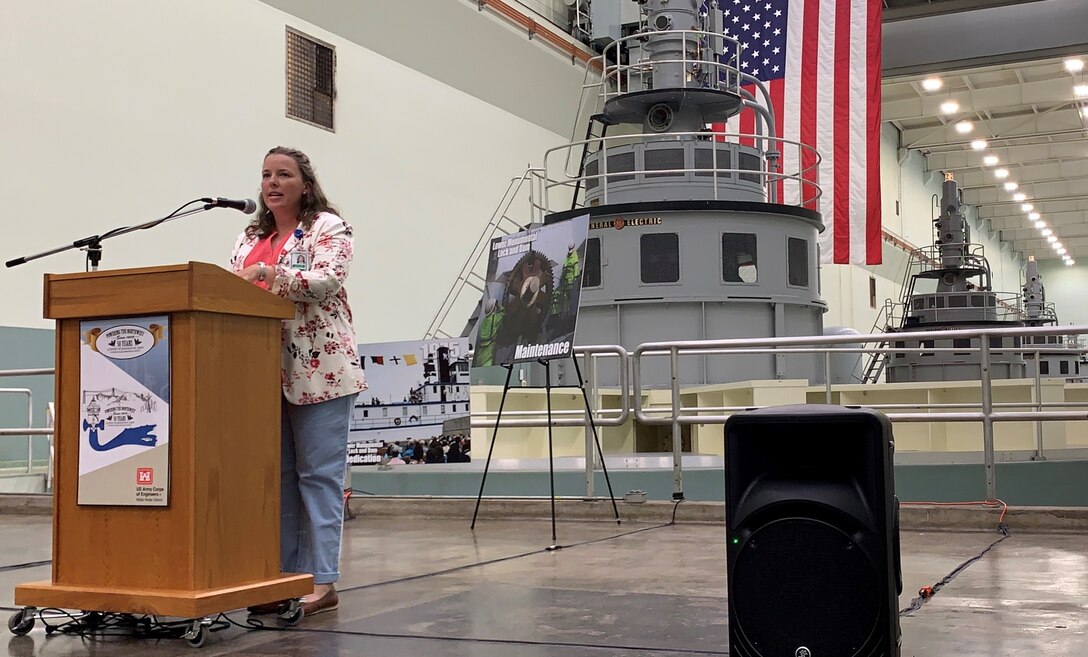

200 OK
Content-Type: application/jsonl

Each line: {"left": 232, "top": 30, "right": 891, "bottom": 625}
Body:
{"left": 78, "top": 315, "right": 171, "bottom": 506}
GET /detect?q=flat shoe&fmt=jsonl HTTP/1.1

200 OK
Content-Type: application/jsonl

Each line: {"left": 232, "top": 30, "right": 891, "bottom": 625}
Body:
{"left": 301, "top": 588, "right": 339, "bottom": 617}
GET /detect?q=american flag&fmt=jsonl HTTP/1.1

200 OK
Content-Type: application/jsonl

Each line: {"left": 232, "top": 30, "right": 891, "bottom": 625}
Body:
{"left": 712, "top": 0, "right": 882, "bottom": 265}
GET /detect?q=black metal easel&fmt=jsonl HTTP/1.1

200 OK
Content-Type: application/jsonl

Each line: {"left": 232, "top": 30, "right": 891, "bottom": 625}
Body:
{"left": 470, "top": 354, "right": 621, "bottom": 549}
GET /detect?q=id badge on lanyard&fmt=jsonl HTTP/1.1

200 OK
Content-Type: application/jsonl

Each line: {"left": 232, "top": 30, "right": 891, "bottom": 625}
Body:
{"left": 287, "top": 228, "right": 311, "bottom": 271}
{"left": 288, "top": 251, "right": 311, "bottom": 271}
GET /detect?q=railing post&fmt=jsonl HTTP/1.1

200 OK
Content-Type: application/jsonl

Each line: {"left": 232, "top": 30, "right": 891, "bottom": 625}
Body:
{"left": 712, "top": 140, "right": 719, "bottom": 201}
{"left": 1033, "top": 350, "right": 1045, "bottom": 461}
{"left": 601, "top": 138, "right": 609, "bottom": 205}
{"left": 528, "top": 169, "right": 537, "bottom": 224}
{"left": 583, "top": 353, "right": 596, "bottom": 498}
{"left": 980, "top": 336, "right": 996, "bottom": 500}
{"left": 824, "top": 351, "right": 832, "bottom": 404}
{"left": 0, "top": 388, "right": 35, "bottom": 472}
{"left": 26, "top": 390, "right": 32, "bottom": 472}
{"left": 670, "top": 346, "right": 684, "bottom": 501}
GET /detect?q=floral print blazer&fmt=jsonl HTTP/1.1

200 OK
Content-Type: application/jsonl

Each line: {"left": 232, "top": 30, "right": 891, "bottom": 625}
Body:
{"left": 231, "top": 211, "right": 367, "bottom": 405}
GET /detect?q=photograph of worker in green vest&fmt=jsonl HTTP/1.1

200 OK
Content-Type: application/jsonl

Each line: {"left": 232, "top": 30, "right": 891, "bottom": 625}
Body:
{"left": 471, "top": 214, "right": 589, "bottom": 367}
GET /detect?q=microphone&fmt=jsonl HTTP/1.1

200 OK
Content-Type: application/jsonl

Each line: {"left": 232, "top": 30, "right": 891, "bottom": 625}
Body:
{"left": 203, "top": 197, "right": 257, "bottom": 214}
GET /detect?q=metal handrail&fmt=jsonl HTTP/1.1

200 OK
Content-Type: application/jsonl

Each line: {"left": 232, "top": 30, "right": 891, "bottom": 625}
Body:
{"left": 599, "top": 29, "right": 744, "bottom": 99}
{"left": 542, "top": 130, "right": 823, "bottom": 211}
{"left": 468, "top": 345, "right": 630, "bottom": 428}
{"left": 0, "top": 388, "right": 33, "bottom": 472}
{"left": 423, "top": 167, "right": 546, "bottom": 340}
{"left": 0, "top": 368, "right": 54, "bottom": 377}
{"left": 0, "top": 369, "right": 54, "bottom": 486}
{"left": 631, "top": 323, "right": 1088, "bottom": 501}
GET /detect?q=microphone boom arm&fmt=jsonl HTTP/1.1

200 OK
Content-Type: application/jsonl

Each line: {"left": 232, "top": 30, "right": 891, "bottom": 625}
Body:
{"left": 5, "top": 200, "right": 223, "bottom": 271}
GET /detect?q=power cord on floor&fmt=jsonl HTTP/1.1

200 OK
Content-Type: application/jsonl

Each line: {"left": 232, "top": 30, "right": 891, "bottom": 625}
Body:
{"left": 15, "top": 608, "right": 230, "bottom": 640}
{"left": 898, "top": 499, "right": 1012, "bottom": 617}
{"left": 230, "top": 612, "right": 728, "bottom": 655}
{"left": 0, "top": 559, "right": 50, "bottom": 573}
{"left": 671, "top": 497, "right": 684, "bottom": 524}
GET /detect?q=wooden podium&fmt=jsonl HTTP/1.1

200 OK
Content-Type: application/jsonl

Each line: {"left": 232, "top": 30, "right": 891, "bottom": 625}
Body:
{"left": 15, "top": 262, "right": 313, "bottom": 618}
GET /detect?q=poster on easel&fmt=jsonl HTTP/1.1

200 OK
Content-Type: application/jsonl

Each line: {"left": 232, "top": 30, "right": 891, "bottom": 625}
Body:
{"left": 77, "top": 316, "right": 171, "bottom": 506}
{"left": 472, "top": 214, "right": 590, "bottom": 367}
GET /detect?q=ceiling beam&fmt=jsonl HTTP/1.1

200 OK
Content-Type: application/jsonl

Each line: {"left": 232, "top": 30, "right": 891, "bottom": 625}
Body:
{"left": 901, "top": 107, "right": 1084, "bottom": 148}
{"left": 964, "top": 178, "right": 1088, "bottom": 205}
{"left": 989, "top": 210, "right": 1088, "bottom": 230}
{"left": 924, "top": 139, "right": 1088, "bottom": 172}
{"left": 1000, "top": 224, "right": 1088, "bottom": 241}
{"left": 883, "top": 0, "right": 1088, "bottom": 77}
{"left": 883, "top": 76, "right": 1080, "bottom": 123}
{"left": 954, "top": 159, "right": 1088, "bottom": 188}
{"left": 980, "top": 199, "right": 1088, "bottom": 219}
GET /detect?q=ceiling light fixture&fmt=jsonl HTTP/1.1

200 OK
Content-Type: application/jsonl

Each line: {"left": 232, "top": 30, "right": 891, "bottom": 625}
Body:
{"left": 922, "top": 77, "right": 943, "bottom": 91}
{"left": 1075, "top": 85, "right": 1088, "bottom": 98}
{"left": 940, "top": 100, "right": 960, "bottom": 114}
{"left": 1042, "top": 228, "right": 1053, "bottom": 237}
{"left": 1065, "top": 58, "right": 1086, "bottom": 73}
{"left": 955, "top": 120, "right": 974, "bottom": 134}
{"left": 994, "top": 168, "right": 1010, "bottom": 179}
{"left": 1021, "top": 203, "right": 1034, "bottom": 212}
{"left": 983, "top": 155, "right": 999, "bottom": 166}
{"left": 1004, "top": 181, "right": 1019, "bottom": 191}
{"left": 1047, "top": 235, "right": 1058, "bottom": 243}
{"left": 1013, "top": 193, "right": 1027, "bottom": 202}
{"left": 1029, "top": 212, "right": 1041, "bottom": 221}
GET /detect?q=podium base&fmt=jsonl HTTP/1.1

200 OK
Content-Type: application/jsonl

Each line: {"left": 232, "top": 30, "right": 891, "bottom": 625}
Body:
{"left": 15, "top": 574, "right": 313, "bottom": 618}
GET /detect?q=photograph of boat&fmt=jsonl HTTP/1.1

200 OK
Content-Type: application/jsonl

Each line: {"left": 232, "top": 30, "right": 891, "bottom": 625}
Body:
{"left": 349, "top": 337, "right": 471, "bottom": 465}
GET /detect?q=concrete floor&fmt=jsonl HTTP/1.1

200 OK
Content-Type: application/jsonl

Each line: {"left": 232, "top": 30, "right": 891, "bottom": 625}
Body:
{"left": 1, "top": 514, "right": 1086, "bottom": 656}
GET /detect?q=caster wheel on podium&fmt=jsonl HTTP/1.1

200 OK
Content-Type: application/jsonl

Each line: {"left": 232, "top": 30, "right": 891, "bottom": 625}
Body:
{"left": 183, "top": 619, "right": 208, "bottom": 649}
{"left": 8, "top": 608, "right": 36, "bottom": 636}
{"left": 279, "top": 600, "right": 303, "bottom": 626}
{"left": 79, "top": 611, "right": 104, "bottom": 630}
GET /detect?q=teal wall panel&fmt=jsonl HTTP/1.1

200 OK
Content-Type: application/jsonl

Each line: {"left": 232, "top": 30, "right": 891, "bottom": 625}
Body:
{"left": 0, "top": 326, "right": 55, "bottom": 467}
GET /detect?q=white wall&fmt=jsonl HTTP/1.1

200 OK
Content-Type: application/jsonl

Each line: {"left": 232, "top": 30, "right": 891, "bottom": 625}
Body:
{"left": 1, "top": 0, "right": 568, "bottom": 342}
{"left": 820, "top": 122, "right": 1026, "bottom": 334}
{"left": 1036, "top": 260, "right": 1088, "bottom": 327}
{"left": 2, "top": 1, "right": 1049, "bottom": 345}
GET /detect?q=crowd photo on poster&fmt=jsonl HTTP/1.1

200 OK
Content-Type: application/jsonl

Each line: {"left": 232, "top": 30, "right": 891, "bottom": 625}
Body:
{"left": 350, "top": 338, "right": 472, "bottom": 466}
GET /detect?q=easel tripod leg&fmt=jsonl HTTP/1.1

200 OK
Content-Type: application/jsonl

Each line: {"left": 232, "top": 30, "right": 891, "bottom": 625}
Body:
{"left": 471, "top": 364, "right": 514, "bottom": 529}
{"left": 543, "top": 359, "right": 558, "bottom": 546}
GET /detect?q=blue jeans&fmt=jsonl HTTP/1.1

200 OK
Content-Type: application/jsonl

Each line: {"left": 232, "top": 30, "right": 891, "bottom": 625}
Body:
{"left": 280, "top": 394, "right": 354, "bottom": 585}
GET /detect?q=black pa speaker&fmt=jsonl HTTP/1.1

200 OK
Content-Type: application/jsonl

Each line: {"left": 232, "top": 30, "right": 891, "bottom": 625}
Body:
{"left": 725, "top": 405, "right": 902, "bottom": 657}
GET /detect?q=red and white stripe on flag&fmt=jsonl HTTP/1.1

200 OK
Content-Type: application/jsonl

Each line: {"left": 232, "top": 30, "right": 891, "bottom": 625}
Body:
{"left": 710, "top": 0, "right": 882, "bottom": 265}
